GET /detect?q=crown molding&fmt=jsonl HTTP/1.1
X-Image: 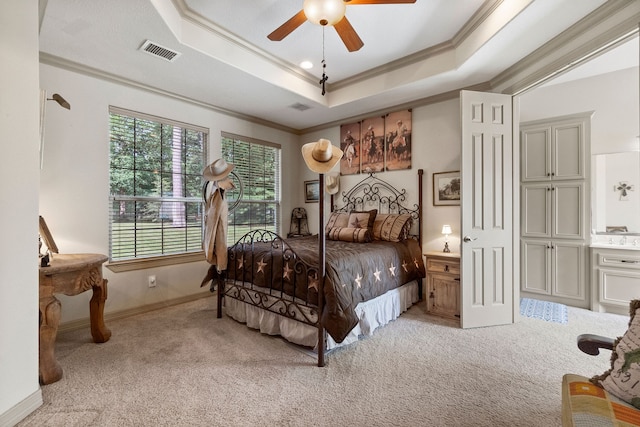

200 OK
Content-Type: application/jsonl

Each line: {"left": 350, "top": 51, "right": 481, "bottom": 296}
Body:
{"left": 41, "top": 50, "right": 490, "bottom": 136}
{"left": 298, "top": 81, "right": 492, "bottom": 135}
{"left": 39, "top": 52, "right": 300, "bottom": 134}
{"left": 170, "top": 0, "right": 320, "bottom": 88}
{"left": 491, "top": 0, "right": 640, "bottom": 95}
{"left": 452, "top": 0, "right": 505, "bottom": 47}
{"left": 333, "top": 0, "right": 503, "bottom": 91}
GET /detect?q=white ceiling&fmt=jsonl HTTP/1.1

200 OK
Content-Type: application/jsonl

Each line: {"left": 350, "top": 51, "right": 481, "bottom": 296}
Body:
{"left": 39, "top": 0, "right": 628, "bottom": 132}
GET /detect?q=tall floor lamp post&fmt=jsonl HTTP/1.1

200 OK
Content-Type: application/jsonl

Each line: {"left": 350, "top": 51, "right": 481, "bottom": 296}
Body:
{"left": 301, "top": 139, "right": 343, "bottom": 367}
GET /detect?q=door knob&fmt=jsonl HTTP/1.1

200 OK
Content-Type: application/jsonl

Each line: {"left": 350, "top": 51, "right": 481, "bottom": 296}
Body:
{"left": 463, "top": 236, "right": 477, "bottom": 243}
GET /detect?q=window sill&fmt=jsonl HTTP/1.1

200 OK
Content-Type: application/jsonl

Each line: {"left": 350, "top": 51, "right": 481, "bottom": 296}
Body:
{"left": 106, "top": 252, "right": 206, "bottom": 272}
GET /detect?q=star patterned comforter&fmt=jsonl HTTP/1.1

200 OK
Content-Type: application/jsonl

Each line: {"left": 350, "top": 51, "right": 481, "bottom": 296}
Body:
{"left": 225, "top": 235, "right": 425, "bottom": 343}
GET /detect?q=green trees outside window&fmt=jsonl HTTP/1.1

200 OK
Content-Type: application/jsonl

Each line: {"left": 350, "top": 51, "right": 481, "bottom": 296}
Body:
{"left": 109, "top": 109, "right": 207, "bottom": 261}
{"left": 221, "top": 133, "right": 281, "bottom": 245}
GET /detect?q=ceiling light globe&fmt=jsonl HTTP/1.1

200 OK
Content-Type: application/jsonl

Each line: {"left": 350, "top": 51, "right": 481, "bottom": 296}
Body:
{"left": 303, "top": 0, "right": 346, "bottom": 26}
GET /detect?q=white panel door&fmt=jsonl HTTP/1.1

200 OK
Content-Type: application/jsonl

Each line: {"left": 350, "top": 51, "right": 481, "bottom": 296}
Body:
{"left": 460, "top": 90, "right": 515, "bottom": 328}
{"left": 521, "top": 126, "right": 551, "bottom": 182}
{"left": 553, "top": 182, "right": 585, "bottom": 240}
{"left": 552, "top": 241, "right": 585, "bottom": 300}
{"left": 553, "top": 122, "right": 585, "bottom": 180}
{"left": 521, "top": 183, "right": 551, "bottom": 238}
{"left": 521, "top": 239, "right": 551, "bottom": 295}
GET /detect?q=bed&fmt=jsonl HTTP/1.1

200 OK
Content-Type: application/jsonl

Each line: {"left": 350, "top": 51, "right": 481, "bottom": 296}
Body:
{"left": 210, "top": 170, "right": 425, "bottom": 366}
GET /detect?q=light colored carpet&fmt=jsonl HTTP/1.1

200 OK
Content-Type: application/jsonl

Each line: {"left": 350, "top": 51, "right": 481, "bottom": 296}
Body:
{"left": 18, "top": 296, "right": 630, "bottom": 427}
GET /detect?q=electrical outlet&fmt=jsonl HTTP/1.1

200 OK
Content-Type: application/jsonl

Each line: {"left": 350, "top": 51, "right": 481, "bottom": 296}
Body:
{"left": 148, "top": 275, "right": 156, "bottom": 288}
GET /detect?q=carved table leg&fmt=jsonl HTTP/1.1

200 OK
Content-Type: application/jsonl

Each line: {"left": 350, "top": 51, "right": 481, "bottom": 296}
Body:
{"left": 89, "top": 278, "right": 111, "bottom": 343}
{"left": 39, "top": 295, "right": 63, "bottom": 385}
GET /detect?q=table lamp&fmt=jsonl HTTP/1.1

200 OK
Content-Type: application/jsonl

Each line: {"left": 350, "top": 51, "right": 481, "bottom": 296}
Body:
{"left": 441, "top": 224, "right": 452, "bottom": 253}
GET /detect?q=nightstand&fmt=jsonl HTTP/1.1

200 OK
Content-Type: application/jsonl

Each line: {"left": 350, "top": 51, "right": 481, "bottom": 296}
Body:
{"left": 424, "top": 251, "right": 460, "bottom": 321}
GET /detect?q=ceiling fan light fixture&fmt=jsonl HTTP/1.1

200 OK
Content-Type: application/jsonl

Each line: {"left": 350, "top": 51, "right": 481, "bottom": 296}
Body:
{"left": 303, "top": 0, "right": 346, "bottom": 26}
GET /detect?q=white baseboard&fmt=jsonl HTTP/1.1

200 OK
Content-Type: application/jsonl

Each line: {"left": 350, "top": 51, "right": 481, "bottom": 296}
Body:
{"left": 0, "top": 389, "right": 43, "bottom": 427}
{"left": 58, "top": 290, "right": 214, "bottom": 334}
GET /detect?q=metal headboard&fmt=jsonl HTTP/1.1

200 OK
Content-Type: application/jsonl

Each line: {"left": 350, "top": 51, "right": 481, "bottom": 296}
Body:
{"left": 332, "top": 170, "right": 423, "bottom": 244}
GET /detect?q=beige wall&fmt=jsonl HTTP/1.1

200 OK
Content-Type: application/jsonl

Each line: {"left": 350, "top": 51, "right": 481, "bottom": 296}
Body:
{"left": 520, "top": 67, "right": 639, "bottom": 154}
{"left": 0, "top": 0, "right": 43, "bottom": 423}
{"left": 40, "top": 58, "right": 466, "bottom": 326}
{"left": 300, "top": 98, "right": 463, "bottom": 254}
{"left": 39, "top": 64, "right": 301, "bottom": 324}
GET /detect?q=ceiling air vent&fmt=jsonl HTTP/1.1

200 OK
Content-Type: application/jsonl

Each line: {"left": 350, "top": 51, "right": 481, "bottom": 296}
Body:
{"left": 139, "top": 40, "right": 181, "bottom": 62}
{"left": 290, "top": 103, "right": 311, "bottom": 111}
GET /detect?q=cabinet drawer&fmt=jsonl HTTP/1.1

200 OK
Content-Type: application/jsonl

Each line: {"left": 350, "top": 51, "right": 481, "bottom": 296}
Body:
{"left": 597, "top": 253, "right": 640, "bottom": 270}
{"left": 426, "top": 258, "right": 460, "bottom": 275}
{"left": 598, "top": 268, "right": 640, "bottom": 307}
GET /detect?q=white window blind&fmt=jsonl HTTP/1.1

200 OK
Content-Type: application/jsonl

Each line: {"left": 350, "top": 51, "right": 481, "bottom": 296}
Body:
{"left": 109, "top": 107, "right": 207, "bottom": 261}
{"left": 221, "top": 132, "right": 281, "bottom": 245}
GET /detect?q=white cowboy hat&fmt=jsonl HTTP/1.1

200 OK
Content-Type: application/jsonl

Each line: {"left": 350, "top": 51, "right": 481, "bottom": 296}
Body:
{"left": 301, "top": 138, "right": 343, "bottom": 174}
{"left": 203, "top": 158, "right": 234, "bottom": 181}
{"left": 326, "top": 173, "right": 340, "bottom": 195}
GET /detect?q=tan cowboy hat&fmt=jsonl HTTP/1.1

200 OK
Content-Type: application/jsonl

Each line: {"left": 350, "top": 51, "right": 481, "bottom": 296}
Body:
{"left": 301, "top": 138, "right": 343, "bottom": 173}
{"left": 326, "top": 173, "right": 340, "bottom": 195}
{"left": 203, "top": 158, "right": 234, "bottom": 181}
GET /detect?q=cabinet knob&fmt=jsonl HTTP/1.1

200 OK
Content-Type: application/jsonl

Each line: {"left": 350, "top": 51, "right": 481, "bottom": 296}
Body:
{"left": 444, "top": 265, "right": 449, "bottom": 272}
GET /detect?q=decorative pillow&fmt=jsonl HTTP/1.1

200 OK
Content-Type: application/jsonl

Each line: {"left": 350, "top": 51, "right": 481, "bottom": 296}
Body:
{"left": 347, "top": 209, "right": 377, "bottom": 230}
{"left": 325, "top": 212, "right": 349, "bottom": 234}
{"left": 373, "top": 213, "right": 413, "bottom": 242}
{"left": 327, "top": 227, "right": 372, "bottom": 243}
{"left": 591, "top": 299, "right": 640, "bottom": 409}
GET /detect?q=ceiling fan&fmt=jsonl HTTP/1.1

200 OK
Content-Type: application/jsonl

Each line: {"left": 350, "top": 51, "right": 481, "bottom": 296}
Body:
{"left": 267, "top": 0, "right": 417, "bottom": 52}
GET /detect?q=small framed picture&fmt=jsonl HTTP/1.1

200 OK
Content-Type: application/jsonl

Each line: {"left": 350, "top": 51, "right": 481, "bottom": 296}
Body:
{"left": 304, "top": 180, "right": 320, "bottom": 203}
{"left": 433, "top": 171, "right": 461, "bottom": 206}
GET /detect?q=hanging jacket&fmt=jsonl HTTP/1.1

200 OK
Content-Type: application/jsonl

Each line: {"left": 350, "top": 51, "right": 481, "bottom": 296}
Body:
{"left": 203, "top": 186, "right": 228, "bottom": 271}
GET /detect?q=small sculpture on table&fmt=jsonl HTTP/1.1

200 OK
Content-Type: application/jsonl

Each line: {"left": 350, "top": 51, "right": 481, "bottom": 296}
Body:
{"left": 288, "top": 208, "right": 311, "bottom": 238}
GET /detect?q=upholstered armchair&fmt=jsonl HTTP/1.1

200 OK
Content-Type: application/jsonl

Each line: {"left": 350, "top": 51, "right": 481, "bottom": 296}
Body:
{"left": 562, "top": 333, "right": 640, "bottom": 426}
{"left": 576, "top": 334, "right": 615, "bottom": 356}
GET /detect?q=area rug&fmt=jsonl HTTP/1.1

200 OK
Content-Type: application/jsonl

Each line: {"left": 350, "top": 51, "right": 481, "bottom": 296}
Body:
{"left": 520, "top": 297, "right": 568, "bottom": 324}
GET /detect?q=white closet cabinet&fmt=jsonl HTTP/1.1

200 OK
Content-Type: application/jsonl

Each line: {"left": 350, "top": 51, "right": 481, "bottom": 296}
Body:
{"left": 520, "top": 112, "right": 591, "bottom": 308}
{"left": 521, "top": 181, "right": 585, "bottom": 240}
{"left": 521, "top": 120, "right": 586, "bottom": 182}
{"left": 521, "top": 239, "right": 586, "bottom": 301}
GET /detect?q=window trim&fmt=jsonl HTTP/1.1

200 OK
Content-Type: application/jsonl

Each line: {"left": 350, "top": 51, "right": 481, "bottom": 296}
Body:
{"left": 106, "top": 252, "right": 205, "bottom": 272}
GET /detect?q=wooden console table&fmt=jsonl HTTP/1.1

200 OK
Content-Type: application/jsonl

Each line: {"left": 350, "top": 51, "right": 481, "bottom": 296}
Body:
{"left": 39, "top": 253, "right": 111, "bottom": 384}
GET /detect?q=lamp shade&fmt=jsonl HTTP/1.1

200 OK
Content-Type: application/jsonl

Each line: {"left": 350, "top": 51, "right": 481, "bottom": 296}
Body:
{"left": 441, "top": 225, "right": 452, "bottom": 235}
{"left": 303, "top": 0, "right": 346, "bottom": 26}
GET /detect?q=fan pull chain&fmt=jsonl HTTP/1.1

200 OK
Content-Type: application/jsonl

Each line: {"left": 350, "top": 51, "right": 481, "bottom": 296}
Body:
{"left": 319, "top": 26, "right": 328, "bottom": 96}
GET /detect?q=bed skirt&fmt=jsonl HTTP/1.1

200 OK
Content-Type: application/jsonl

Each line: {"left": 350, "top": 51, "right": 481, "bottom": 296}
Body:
{"left": 223, "top": 280, "right": 420, "bottom": 350}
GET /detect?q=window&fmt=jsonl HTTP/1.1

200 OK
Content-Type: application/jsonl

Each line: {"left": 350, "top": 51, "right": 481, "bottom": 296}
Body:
{"left": 109, "top": 107, "right": 207, "bottom": 263}
{"left": 221, "top": 132, "right": 281, "bottom": 245}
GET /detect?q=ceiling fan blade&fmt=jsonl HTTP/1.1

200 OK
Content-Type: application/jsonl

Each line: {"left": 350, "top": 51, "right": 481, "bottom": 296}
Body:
{"left": 334, "top": 16, "right": 364, "bottom": 52}
{"left": 345, "top": 0, "right": 416, "bottom": 4}
{"left": 267, "top": 10, "right": 307, "bottom": 41}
